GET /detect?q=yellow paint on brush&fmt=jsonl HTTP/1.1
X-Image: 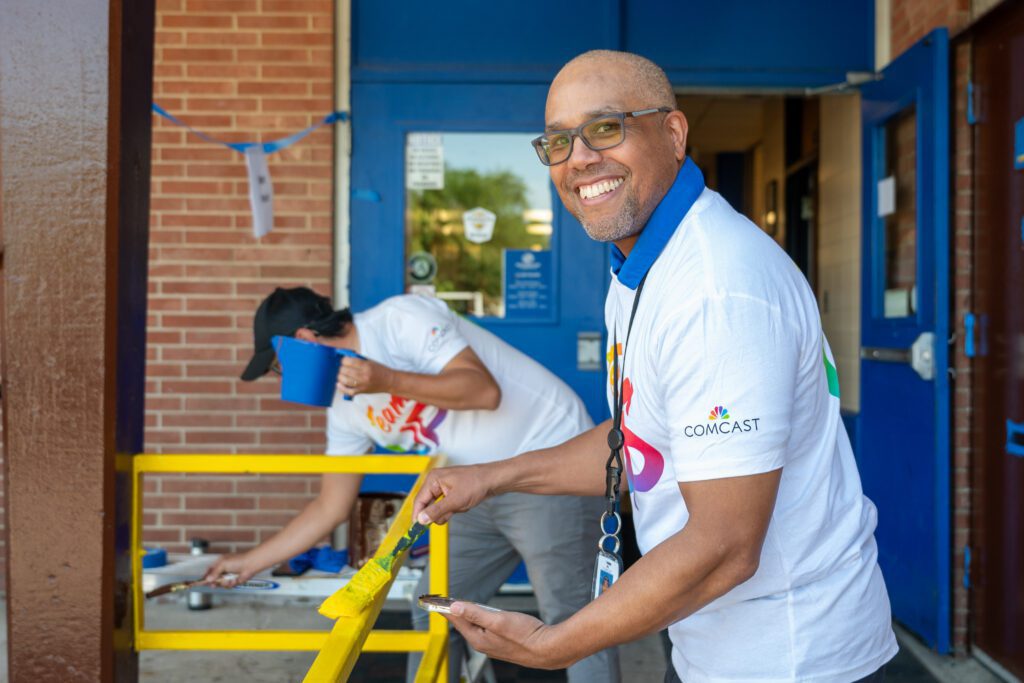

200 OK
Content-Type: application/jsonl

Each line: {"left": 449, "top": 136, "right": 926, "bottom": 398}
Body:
{"left": 319, "top": 521, "right": 428, "bottom": 619}
{"left": 319, "top": 562, "right": 392, "bottom": 618}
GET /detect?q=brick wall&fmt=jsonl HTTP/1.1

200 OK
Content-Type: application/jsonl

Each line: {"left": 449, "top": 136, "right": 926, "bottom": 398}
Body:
{"left": 144, "top": 0, "right": 335, "bottom": 555}
{"left": 890, "top": 0, "right": 970, "bottom": 55}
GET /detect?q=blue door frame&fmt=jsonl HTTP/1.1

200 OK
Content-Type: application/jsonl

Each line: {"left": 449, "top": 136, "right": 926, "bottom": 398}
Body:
{"left": 858, "top": 29, "right": 951, "bottom": 653}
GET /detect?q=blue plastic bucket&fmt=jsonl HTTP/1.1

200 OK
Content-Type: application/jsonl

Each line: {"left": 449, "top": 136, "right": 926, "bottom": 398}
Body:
{"left": 272, "top": 335, "right": 363, "bottom": 407}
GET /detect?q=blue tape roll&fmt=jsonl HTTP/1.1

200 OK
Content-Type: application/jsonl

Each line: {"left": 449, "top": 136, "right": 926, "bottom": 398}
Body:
{"left": 142, "top": 547, "right": 167, "bottom": 569}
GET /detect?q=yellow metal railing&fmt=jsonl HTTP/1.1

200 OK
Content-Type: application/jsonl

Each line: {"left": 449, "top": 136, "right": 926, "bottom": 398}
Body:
{"left": 132, "top": 453, "right": 449, "bottom": 682}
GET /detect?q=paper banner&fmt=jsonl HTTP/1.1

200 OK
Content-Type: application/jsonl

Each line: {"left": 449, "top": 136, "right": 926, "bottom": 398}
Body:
{"left": 246, "top": 149, "right": 274, "bottom": 239}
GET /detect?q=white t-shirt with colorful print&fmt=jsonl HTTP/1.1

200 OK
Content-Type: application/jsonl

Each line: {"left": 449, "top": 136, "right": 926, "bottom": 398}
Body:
{"left": 605, "top": 162, "right": 897, "bottom": 682}
{"left": 326, "top": 295, "right": 593, "bottom": 464}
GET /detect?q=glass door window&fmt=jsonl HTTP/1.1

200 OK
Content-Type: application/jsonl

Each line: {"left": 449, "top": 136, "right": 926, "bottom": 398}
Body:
{"left": 405, "top": 132, "right": 553, "bottom": 320}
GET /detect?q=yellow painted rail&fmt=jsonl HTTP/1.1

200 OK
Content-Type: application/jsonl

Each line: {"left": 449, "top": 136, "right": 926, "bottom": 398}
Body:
{"left": 132, "top": 453, "right": 449, "bottom": 682}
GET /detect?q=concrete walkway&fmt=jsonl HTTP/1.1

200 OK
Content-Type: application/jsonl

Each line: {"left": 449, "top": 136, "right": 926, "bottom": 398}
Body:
{"left": 0, "top": 595, "right": 1008, "bottom": 682}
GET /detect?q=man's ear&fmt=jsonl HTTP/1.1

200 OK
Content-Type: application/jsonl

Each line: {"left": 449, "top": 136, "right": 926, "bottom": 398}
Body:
{"left": 295, "top": 327, "right": 317, "bottom": 342}
{"left": 665, "top": 110, "right": 688, "bottom": 162}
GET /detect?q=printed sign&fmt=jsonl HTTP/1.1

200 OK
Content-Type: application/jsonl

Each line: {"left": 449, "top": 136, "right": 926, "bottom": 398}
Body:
{"left": 504, "top": 249, "right": 552, "bottom": 319}
{"left": 406, "top": 133, "right": 444, "bottom": 190}
{"left": 463, "top": 207, "right": 496, "bottom": 244}
{"left": 877, "top": 175, "right": 895, "bottom": 218}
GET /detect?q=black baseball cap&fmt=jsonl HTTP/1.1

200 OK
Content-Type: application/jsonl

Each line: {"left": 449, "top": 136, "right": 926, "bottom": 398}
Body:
{"left": 241, "top": 287, "right": 338, "bottom": 381}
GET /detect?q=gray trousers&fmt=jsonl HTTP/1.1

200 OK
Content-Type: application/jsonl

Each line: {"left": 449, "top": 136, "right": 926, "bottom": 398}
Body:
{"left": 664, "top": 664, "right": 887, "bottom": 682}
{"left": 408, "top": 492, "right": 621, "bottom": 683}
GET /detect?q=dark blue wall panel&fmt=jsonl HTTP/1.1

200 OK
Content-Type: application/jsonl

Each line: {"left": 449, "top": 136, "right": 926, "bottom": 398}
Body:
{"left": 353, "top": 0, "right": 873, "bottom": 88}
{"left": 353, "top": 0, "right": 620, "bottom": 83}
{"left": 624, "top": 1, "right": 874, "bottom": 87}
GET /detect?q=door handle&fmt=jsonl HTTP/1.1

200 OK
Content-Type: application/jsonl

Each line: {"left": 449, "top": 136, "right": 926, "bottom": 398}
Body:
{"left": 861, "top": 331, "right": 935, "bottom": 381}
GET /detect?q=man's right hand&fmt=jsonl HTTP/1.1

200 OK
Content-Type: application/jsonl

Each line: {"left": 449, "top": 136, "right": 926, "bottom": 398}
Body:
{"left": 413, "top": 464, "right": 501, "bottom": 525}
{"left": 203, "top": 553, "right": 258, "bottom": 587}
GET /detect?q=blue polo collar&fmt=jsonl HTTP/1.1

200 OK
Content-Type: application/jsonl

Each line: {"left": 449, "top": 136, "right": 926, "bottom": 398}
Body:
{"left": 610, "top": 158, "right": 705, "bottom": 289}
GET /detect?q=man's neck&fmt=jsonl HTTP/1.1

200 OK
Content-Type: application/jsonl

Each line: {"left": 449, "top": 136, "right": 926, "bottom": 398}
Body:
{"left": 614, "top": 233, "right": 641, "bottom": 258}
{"left": 321, "top": 323, "right": 360, "bottom": 353}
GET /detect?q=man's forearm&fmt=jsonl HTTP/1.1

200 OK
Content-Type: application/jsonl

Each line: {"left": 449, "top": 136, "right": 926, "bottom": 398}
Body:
{"left": 542, "top": 519, "right": 757, "bottom": 667}
{"left": 489, "top": 419, "right": 613, "bottom": 498}
{"left": 389, "top": 367, "right": 500, "bottom": 411}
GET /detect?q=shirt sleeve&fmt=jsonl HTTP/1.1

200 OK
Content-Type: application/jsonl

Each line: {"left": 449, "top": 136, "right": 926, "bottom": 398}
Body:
{"left": 387, "top": 297, "right": 470, "bottom": 375}
{"left": 656, "top": 294, "right": 798, "bottom": 482}
{"left": 325, "top": 403, "right": 373, "bottom": 456}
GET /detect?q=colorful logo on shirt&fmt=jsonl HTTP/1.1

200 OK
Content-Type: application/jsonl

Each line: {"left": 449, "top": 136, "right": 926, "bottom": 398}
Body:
{"left": 621, "top": 378, "right": 664, "bottom": 493}
{"left": 683, "top": 406, "right": 761, "bottom": 438}
{"left": 606, "top": 343, "right": 623, "bottom": 386}
{"left": 708, "top": 405, "right": 730, "bottom": 420}
{"left": 427, "top": 324, "right": 452, "bottom": 353}
{"left": 366, "top": 395, "right": 448, "bottom": 454}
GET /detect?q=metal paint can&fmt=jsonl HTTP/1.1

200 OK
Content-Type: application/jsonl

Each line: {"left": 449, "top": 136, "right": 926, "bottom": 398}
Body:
{"left": 188, "top": 538, "right": 212, "bottom": 611}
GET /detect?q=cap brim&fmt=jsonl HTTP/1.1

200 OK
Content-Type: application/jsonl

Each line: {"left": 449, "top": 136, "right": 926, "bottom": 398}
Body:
{"left": 241, "top": 347, "right": 277, "bottom": 381}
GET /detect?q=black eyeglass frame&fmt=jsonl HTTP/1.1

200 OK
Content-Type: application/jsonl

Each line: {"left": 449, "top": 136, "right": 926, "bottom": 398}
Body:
{"left": 531, "top": 107, "right": 673, "bottom": 166}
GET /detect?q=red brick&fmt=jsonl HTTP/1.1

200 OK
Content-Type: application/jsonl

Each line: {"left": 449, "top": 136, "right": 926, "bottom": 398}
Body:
{"left": 163, "top": 512, "right": 235, "bottom": 526}
{"left": 235, "top": 512, "right": 297, "bottom": 527}
{"left": 162, "top": 477, "right": 236, "bottom": 494}
{"left": 257, "top": 495, "right": 315, "bottom": 510}
{"left": 185, "top": 495, "right": 256, "bottom": 510}
{"left": 237, "top": 478, "right": 311, "bottom": 494}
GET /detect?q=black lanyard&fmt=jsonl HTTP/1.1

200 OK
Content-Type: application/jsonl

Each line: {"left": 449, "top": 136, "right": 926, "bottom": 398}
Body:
{"left": 603, "top": 273, "right": 648, "bottom": 531}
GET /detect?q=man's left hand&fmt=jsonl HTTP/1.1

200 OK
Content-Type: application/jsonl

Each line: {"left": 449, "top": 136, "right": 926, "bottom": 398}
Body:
{"left": 443, "top": 602, "right": 567, "bottom": 670}
{"left": 337, "top": 356, "right": 394, "bottom": 397}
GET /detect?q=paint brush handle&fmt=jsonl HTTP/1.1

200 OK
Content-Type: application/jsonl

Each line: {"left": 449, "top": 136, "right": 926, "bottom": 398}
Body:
{"left": 390, "top": 521, "right": 429, "bottom": 557}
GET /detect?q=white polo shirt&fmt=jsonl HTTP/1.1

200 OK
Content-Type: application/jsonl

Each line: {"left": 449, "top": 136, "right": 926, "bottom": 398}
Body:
{"left": 605, "top": 160, "right": 897, "bottom": 682}
{"left": 326, "top": 295, "right": 593, "bottom": 464}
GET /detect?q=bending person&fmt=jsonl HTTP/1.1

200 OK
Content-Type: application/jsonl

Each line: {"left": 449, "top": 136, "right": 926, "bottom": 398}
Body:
{"left": 204, "top": 287, "right": 620, "bottom": 683}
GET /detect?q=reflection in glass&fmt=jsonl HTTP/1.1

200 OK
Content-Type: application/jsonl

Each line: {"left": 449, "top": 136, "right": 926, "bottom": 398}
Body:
{"left": 406, "top": 133, "right": 552, "bottom": 318}
{"left": 882, "top": 107, "right": 917, "bottom": 319}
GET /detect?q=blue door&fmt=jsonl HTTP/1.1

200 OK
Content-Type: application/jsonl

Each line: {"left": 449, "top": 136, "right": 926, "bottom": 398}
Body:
{"left": 858, "top": 29, "right": 950, "bottom": 652}
{"left": 350, "top": 83, "right": 609, "bottom": 422}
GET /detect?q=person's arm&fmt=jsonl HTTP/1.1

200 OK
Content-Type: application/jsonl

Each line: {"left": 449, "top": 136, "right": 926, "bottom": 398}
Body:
{"left": 413, "top": 419, "right": 612, "bottom": 525}
{"left": 204, "top": 472, "right": 363, "bottom": 586}
{"left": 441, "top": 468, "right": 781, "bottom": 669}
{"left": 338, "top": 346, "right": 501, "bottom": 411}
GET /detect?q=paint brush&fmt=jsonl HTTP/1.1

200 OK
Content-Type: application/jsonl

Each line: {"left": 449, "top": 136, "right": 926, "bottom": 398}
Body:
{"left": 144, "top": 573, "right": 238, "bottom": 599}
{"left": 145, "top": 579, "right": 204, "bottom": 599}
{"left": 319, "top": 521, "right": 429, "bottom": 619}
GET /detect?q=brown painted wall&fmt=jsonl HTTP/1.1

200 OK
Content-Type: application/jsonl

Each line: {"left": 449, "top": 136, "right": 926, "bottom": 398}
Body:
{"left": 1, "top": 0, "right": 153, "bottom": 678}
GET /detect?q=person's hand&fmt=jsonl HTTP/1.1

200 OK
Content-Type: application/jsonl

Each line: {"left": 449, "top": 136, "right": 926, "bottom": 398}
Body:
{"left": 413, "top": 464, "right": 498, "bottom": 525}
{"left": 443, "top": 603, "right": 568, "bottom": 670}
{"left": 203, "top": 553, "right": 257, "bottom": 587}
{"left": 337, "top": 356, "right": 395, "bottom": 397}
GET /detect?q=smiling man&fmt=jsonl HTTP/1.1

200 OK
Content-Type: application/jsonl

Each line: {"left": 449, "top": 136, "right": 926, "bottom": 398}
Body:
{"left": 414, "top": 50, "right": 898, "bottom": 682}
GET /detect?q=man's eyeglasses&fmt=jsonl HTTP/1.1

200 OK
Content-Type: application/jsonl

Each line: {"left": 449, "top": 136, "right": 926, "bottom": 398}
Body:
{"left": 531, "top": 107, "right": 673, "bottom": 167}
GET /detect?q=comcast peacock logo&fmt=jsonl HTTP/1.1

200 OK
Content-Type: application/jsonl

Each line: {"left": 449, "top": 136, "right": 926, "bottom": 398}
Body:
{"left": 684, "top": 405, "right": 760, "bottom": 438}
{"left": 708, "top": 406, "right": 730, "bottom": 420}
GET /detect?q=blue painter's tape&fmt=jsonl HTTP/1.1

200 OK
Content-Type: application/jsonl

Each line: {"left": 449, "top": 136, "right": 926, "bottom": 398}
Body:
{"left": 963, "top": 546, "right": 971, "bottom": 589}
{"left": 964, "top": 313, "right": 976, "bottom": 358}
{"left": 1015, "top": 117, "right": 1024, "bottom": 169}
{"left": 351, "top": 189, "right": 382, "bottom": 202}
{"left": 152, "top": 103, "right": 347, "bottom": 155}
{"left": 1006, "top": 419, "right": 1024, "bottom": 457}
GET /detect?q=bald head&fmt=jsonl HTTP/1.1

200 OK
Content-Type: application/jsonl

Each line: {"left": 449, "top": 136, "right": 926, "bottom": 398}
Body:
{"left": 552, "top": 50, "right": 675, "bottom": 112}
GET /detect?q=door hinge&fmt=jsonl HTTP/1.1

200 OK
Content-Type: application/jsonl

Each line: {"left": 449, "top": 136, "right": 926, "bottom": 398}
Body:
{"left": 964, "top": 312, "right": 976, "bottom": 357}
{"left": 967, "top": 81, "right": 978, "bottom": 125}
